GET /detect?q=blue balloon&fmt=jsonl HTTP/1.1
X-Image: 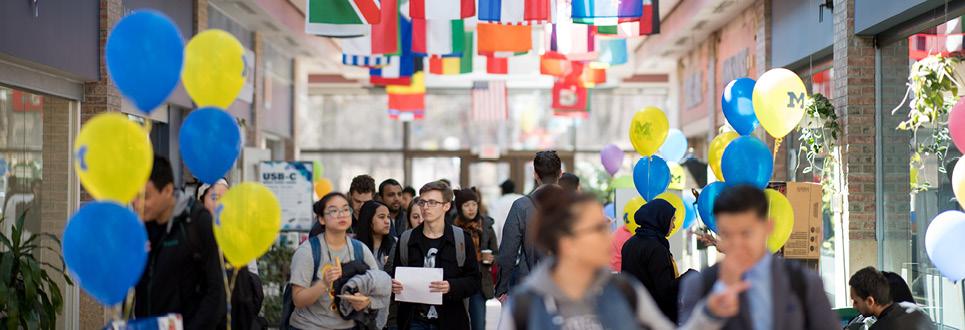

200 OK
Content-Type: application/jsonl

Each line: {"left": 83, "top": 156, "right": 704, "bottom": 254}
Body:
{"left": 682, "top": 193, "right": 697, "bottom": 230}
{"left": 722, "top": 78, "right": 759, "bottom": 135}
{"left": 106, "top": 11, "right": 184, "bottom": 113}
{"left": 179, "top": 108, "right": 242, "bottom": 184}
{"left": 63, "top": 202, "right": 148, "bottom": 305}
{"left": 697, "top": 182, "right": 727, "bottom": 233}
{"left": 721, "top": 136, "right": 773, "bottom": 189}
{"left": 659, "top": 129, "right": 688, "bottom": 163}
{"left": 633, "top": 155, "right": 671, "bottom": 201}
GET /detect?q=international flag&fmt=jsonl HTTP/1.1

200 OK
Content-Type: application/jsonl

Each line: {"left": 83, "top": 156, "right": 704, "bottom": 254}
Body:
{"left": 340, "top": 0, "right": 399, "bottom": 59}
{"left": 478, "top": 0, "right": 553, "bottom": 24}
{"left": 540, "top": 51, "right": 570, "bottom": 77}
{"left": 571, "top": 0, "right": 642, "bottom": 24}
{"left": 609, "top": 0, "right": 660, "bottom": 36}
{"left": 486, "top": 55, "right": 508, "bottom": 74}
{"left": 371, "top": 13, "right": 418, "bottom": 85}
{"left": 477, "top": 23, "right": 533, "bottom": 53}
{"left": 595, "top": 37, "right": 627, "bottom": 66}
{"left": 545, "top": 22, "right": 598, "bottom": 61}
{"left": 408, "top": 0, "right": 475, "bottom": 19}
{"left": 552, "top": 79, "right": 589, "bottom": 115}
{"left": 427, "top": 31, "right": 473, "bottom": 75}
{"left": 305, "top": 0, "right": 381, "bottom": 37}
{"left": 412, "top": 19, "right": 465, "bottom": 56}
{"left": 580, "top": 64, "right": 607, "bottom": 87}
{"left": 342, "top": 53, "right": 391, "bottom": 67}
{"left": 387, "top": 72, "right": 426, "bottom": 120}
{"left": 471, "top": 80, "right": 508, "bottom": 122}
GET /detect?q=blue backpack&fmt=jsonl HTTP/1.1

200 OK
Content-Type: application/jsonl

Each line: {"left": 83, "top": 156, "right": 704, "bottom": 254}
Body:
{"left": 279, "top": 236, "right": 364, "bottom": 329}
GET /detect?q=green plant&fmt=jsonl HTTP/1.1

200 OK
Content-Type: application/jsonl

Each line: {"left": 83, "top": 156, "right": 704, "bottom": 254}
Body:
{"left": 895, "top": 54, "right": 962, "bottom": 191}
{"left": 799, "top": 93, "right": 839, "bottom": 174}
{"left": 258, "top": 242, "right": 295, "bottom": 326}
{"left": 575, "top": 162, "right": 613, "bottom": 203}
{"left": 0, "top": 211, "right": 72, "bottom": 329}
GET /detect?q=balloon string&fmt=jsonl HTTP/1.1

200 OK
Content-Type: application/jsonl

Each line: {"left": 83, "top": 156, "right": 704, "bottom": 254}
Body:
{"left": 773, "top": 137, "right": 783, "bottom": 159}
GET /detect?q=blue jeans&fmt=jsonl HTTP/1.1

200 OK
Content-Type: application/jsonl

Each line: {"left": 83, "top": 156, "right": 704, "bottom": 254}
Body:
{"left": 409, "top": 319, "right": 441, "bottom": 330}
{"left": 468, "top": 293, "right": 487, "bottom": 330}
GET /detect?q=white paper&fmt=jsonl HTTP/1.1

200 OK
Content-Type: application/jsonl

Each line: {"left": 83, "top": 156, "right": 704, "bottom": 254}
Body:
{"left": 395, "top": 267, "right": 444, "bottom": 305}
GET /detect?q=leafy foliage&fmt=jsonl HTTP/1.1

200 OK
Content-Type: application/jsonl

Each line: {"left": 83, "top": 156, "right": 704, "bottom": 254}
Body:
{"left": 799, "top": 93, "right": 839, "bottom": 175}
{"left": 0, "top": 211, "right": 72, "bottom": 330}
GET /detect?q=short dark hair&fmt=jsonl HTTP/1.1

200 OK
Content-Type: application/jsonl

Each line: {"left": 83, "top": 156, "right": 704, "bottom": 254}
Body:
{"left": 534, "top": 151, "right": 562, "bottom": 184}
{"left": 349, "top": 175, "right": 376, "bottom": 195}
{"left": 500, "top": 180, "right": 516, "bottom": 195}
{"left": 378, "top": 179, "right": 402, "bottom": 197}
{"left": 402, "top": 186, "right": 417, "bottom": 196}
{"left": 311, "top": 192, "right": 349, "bottom": 236}
{"left": 849, "top": 266, "right": 892, "bottom": 305}
{"left": 419, "top": 180, "right": 453, "bottom": 202}
{"left": 559, "top": 172, "right": 580, "bottom": 191}
{"left": 712, "top": 185, "right": 768, "bottom": 219}
{"left": 149, "top": 156, "right": 175, "bottom": 190}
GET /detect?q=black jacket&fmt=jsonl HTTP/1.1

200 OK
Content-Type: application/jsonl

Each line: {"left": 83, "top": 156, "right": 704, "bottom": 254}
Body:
{"left": 479, "top": 217, "right": 498, "bottom": 299}
{"left": 870, "top": 302, "right": 935, "bottom": 330}
{"left": 387, "top": 223, "right": 481, "bottom": 330}
{"left": 134, "top": 195, "right": 226, "bottom": 329}
{"left": 620, "top": 233, "right": 679, "bottom": 323}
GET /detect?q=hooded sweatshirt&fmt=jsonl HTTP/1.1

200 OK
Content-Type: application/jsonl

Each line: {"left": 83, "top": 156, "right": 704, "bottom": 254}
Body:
{"left": 621, "top": 199, "right": 681, "bottom": 323}
{"left": 499, "top": 258, "right": 724, "bottom": 330}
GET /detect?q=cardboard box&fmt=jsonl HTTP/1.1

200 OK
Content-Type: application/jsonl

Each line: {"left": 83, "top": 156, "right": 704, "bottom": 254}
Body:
{"left": 767, "top": 182, "right": 822, "bottom": 260}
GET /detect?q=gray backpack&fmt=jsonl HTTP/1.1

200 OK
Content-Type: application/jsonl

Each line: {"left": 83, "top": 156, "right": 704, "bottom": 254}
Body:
{"left": 398, "top": 226, "right": 466, "bottom": 267}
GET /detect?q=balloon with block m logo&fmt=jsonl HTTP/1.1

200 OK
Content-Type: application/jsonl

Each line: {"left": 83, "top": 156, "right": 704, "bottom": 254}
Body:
{"left": 752, "top": 68, "right": 807, "bottom": 139}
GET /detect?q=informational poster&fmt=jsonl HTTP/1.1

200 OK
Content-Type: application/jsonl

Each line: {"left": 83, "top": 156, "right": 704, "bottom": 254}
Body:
{"left": 259, "top": 161, "right": 313, "bottom": 231}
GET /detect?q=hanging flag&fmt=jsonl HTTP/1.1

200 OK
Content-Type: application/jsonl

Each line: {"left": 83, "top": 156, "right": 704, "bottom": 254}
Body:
{"left": 571, "top": 0, "right": 642, "bottom": 23}
{"left": 371, "top": 13, "right": 418, "bottom": 85}
{"left": 471, "top": 80, "right": 508, "bottom": 122}
{"left": 540, "top": 51, "right": 571, "bottom": 77}
{"left": 478, "top": 0, "right": 553, "bottom": 24}
{"left": 427, "top": 31, "right": 473, "bottom": 75}
{"left": 408, "top": 0, "right": 475, "bottom": 19}
{"left": 486, "top": 55, "right": 508, "bottom": 74}
{"left": 552, "top": 79, "right": 589, "bottom": 113}
{"left": 614, "top": 0, "right": 660, "bottom": 36}
{"left": 371, "top": 0, "right": 399, "bottom": 54}
{"left": 388, "top": 108, "right": 425, "bottom": 120}
{"left": 387, "top": 71, "right": 426, "bottom": 120}
{"left": 477, "top": 23, "right": 533, "bottom": 53}
{"left": 412, "top": 19, "right": 465, "bottom": 56}
{"left": 545, "top": 21, "right": 598, "bottom": 61}
{"left": 342, "top": 53, "right": 391, "bottom": 67}
{"left": 305, "top": 0, "right": 381, "bottom": 37}
{"left": 580, "top": 64, "right": 607, "bottom": 87}
{"left": 595, "top": 37, "right": 627, "bottom": 65}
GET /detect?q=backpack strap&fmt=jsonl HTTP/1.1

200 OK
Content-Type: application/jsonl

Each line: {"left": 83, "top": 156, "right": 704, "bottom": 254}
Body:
{"left": 309, "top": 236, "right": 322, "bottom": 282}
{"left": 399, "top": 229, "right": 413, "bottom": 266}
{"left": 608, "top": 274, "right": 639, "bottom": 313}
{"left": 511, "top": 290, "right": 538, "bottom": 330}
{"left": 452, "top": 226, "right": 466, "bottom": 268}
{"left": 350, "top": 238, "right": 365, "bottom": 262}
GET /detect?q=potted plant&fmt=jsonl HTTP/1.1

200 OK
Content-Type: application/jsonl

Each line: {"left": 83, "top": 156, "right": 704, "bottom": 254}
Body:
{"left": 0, "top": 211, "right": 72, "bottom": 329}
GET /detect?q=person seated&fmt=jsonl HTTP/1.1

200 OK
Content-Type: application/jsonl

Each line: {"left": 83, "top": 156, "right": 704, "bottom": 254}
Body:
{"left": 847, "top": 266, "right": 934, "bottom": 330}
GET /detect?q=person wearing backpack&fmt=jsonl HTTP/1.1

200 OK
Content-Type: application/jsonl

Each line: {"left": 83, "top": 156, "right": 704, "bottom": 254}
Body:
{"left": 131, "top": 156, "right": 226, "bottom": 329}
{"left": 286, "top": 192, "right": 382, "bottom": 330}
{"left": 497, "top": 185, "right": 747, "bottom": 330}
{"left": 388, "top": 181, "right": 481, "bottom": 330}
{"left": 679, "top": 185, "right": 838, "bottom": 330}
{"left": 453, "top": 188, "right": 499, "bottom": 330}
{"left": 496, "top": 151, "right": 562, "bottom": 303}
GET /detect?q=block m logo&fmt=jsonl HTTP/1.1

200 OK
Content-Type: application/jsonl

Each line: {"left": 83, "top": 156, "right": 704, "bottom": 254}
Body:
{"left": 787, "top": 92, "right": 806, "bottom": 109}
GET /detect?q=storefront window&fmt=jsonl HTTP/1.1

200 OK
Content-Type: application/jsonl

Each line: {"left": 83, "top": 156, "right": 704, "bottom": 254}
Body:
{"left": 0, "top": 86, "right": 44, "bottom": 236}
{"left": 879, "top": 18, "right": 965, "bottom": 328}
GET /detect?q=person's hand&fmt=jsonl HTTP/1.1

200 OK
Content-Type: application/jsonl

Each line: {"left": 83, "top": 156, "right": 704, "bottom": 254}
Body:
{"left": 429, "top": 281, "right": 450, "bottom": 294}
{"left": 706, "top": 281, "right": 749, "bottom": 318}
{"left": 342, "top": 293, "right": 371, "bottom": 311}
{"left": 392, "top": 279, "right": 403, "bottom": 295}
{"left": 323, "top": 261, "right": 342, "bottom": 285}
{"left": 697, "top": 233, "right": 719, "bottom": 248}
{"left": 497, "top": 294, "right": 509, "bottom": 304}
{"left": 483, "top": 254, "right": 496, "bottom": 264}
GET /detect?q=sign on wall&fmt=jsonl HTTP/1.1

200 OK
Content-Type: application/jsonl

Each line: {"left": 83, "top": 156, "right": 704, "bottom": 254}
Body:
{"left": 259, "top": 161, "right": 313, "bottom": 230}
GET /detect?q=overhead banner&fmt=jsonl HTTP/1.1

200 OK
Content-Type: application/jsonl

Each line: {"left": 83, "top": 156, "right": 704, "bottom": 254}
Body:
{"left": 259, "top": 161, "right": 314, "bottom": 231}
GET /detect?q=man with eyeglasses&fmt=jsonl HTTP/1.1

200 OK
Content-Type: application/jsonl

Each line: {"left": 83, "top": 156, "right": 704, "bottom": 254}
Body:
{"left": 388, "top": 181, "right": 480, "bottom": 330}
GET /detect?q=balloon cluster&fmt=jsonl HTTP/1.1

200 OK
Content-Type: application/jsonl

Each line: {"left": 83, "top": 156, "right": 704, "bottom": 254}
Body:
{"left": 696, "top": 68, "right": 808, "bottom": 252}
{"left": 64, "top": 11, "right": 280, "bottom": 306}
{"left": 925, "top": 97, "right": 965, "bottom": 281}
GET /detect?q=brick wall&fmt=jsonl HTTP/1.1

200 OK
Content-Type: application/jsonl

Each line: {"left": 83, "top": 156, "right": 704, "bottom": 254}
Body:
{"left": 833, "top": 0, "right": 878, "bottom": 270}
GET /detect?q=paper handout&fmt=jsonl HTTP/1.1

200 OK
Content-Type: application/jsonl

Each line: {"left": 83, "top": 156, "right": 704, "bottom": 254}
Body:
{"left": 395, "top": 267, "right": 443, "bottom": 305}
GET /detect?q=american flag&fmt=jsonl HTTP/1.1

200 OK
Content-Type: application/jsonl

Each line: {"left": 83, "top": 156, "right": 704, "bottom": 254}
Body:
{"left": 471, "top": 80, "right": 508, "bottom": 122}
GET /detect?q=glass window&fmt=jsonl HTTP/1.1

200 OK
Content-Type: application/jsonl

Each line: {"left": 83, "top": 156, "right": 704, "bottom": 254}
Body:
{"left": 0, "top": 86, "right": 44, "bottom": 237}
{"left": 575, "top": 88, "right": 669, "bottom": 150}
{"left": 299, "top": 94, "right": 404, "bottom": 150}
{"left": 299, "top": 152, "right": 404, "bottom": 193}
{"left": 410, "top": 157, "right": 461, "bottom": 191}
{"left": 879, "top": 18, "right": 965, "bottom": 328}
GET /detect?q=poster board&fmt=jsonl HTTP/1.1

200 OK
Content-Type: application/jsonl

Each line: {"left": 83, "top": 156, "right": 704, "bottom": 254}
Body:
{"left": 259, "top": 161, "right": 314, "bottom": 231}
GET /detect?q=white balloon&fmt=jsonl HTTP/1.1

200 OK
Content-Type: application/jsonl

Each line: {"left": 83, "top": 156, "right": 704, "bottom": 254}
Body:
{"left": 926, "top": 210, "right": 965, "bottom": 281}
{"left": 658, "top": 129, "right": 688, "bottom": 163}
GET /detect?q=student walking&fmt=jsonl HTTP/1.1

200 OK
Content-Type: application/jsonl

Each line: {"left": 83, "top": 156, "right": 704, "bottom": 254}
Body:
{"left": 621, "top": 199, "right": 682, "bottom": 323}
{"left": 453, "top": 188, "right": 498, "bottom": 330}
{"left": 378, "top": 179, "right": 408, "bottom": 237}
{"left": 355, "top": 200, "right": 397, "bottom": 270}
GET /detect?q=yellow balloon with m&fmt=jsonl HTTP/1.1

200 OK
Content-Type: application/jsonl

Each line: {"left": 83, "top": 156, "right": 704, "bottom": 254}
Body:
{"left": 183, "top": 29, "right": 246, "bottom": 109}
{"left": 765, "top": 189, "right": 794, "bottom": 252}
{"left": 73, "top": 113, "right": 153, "bottom": 204}
{"left": 623, "top": 196, "right": 646, "bottom": 232}
{"left": 654, "top": 192, "right": 686, "bottom": 238}
{"left": 753, "top": 68, "right": 808, "bottom": 139}
{"left": 215, "top": 182, "right": 282, "bottom": 268}
{"left": 629, "top": 107, "right": 669, "bottom": 156}
{"left": 709, "top": 132, "right": 739, "bottom": 181}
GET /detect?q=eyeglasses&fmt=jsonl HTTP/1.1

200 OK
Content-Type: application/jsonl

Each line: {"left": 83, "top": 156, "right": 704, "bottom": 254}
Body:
{"left": 417, "top": 199, "right": 446, "bottom": 208}
{"left": 325, "top": 208, "right": 352, "bottom": 217}
{"left": 571, "top": 221, "right": 610, "bottom": 236}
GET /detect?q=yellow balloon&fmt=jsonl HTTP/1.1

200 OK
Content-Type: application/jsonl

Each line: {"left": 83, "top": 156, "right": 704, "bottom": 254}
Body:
{"left": 629, "top": 107, "right": 669, "bottom": 156}
{"left": 952, "top": 158, "right": 965, "bottom": 209}
{"left": 623, "top": 196, "right": 646, "bottom": 232}
{"left": 765, "top": 189, "right": 794, "bottom": 252}
{"left": 74, "top": 113, "right": 153, "bottom": 204}
{"left": 709, "top": 132, "right": 740, "bottom": 181}
{"left": 668, "top": 162, "right": 686, "bottom": 190}
{"left": 655, "top": 192, "right": 686, "bottom": 238}
{"left": 315, "top": 178, "right": 333, "bottom": 198}
{"left": 215, "top": 182, "right": 282, "bottom": 268}
{"left": 752, "top": 68, "right": 808, "bottom": 139}
{"left": 183, "top": 29, "right": 246, "bottom": 109}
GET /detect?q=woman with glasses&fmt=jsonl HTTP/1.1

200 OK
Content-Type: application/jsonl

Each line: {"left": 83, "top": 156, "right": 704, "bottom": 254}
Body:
{"left": 497, "top": 185, "right": 747, "bottom": 330}
{"left": 453, "top": 188, "right": 498, "bottom": 330}
{"left": 289, "top": 192, "right": 381, "bottom": 330}
{"left": 355, "top": 200, "right": 396, "bottom": 270}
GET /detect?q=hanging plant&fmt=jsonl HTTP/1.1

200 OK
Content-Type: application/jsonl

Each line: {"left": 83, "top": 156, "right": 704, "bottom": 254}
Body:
{"left": 798, "top": 93, "right": 842, "bottom": 212}
{"left": 894, "top": 54, "right": 962, "bottom": 191}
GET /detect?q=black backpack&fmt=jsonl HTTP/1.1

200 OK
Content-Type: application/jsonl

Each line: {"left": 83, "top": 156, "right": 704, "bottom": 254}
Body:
{"left": 279, "top": 236, "right": 364, "bottom": 329}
